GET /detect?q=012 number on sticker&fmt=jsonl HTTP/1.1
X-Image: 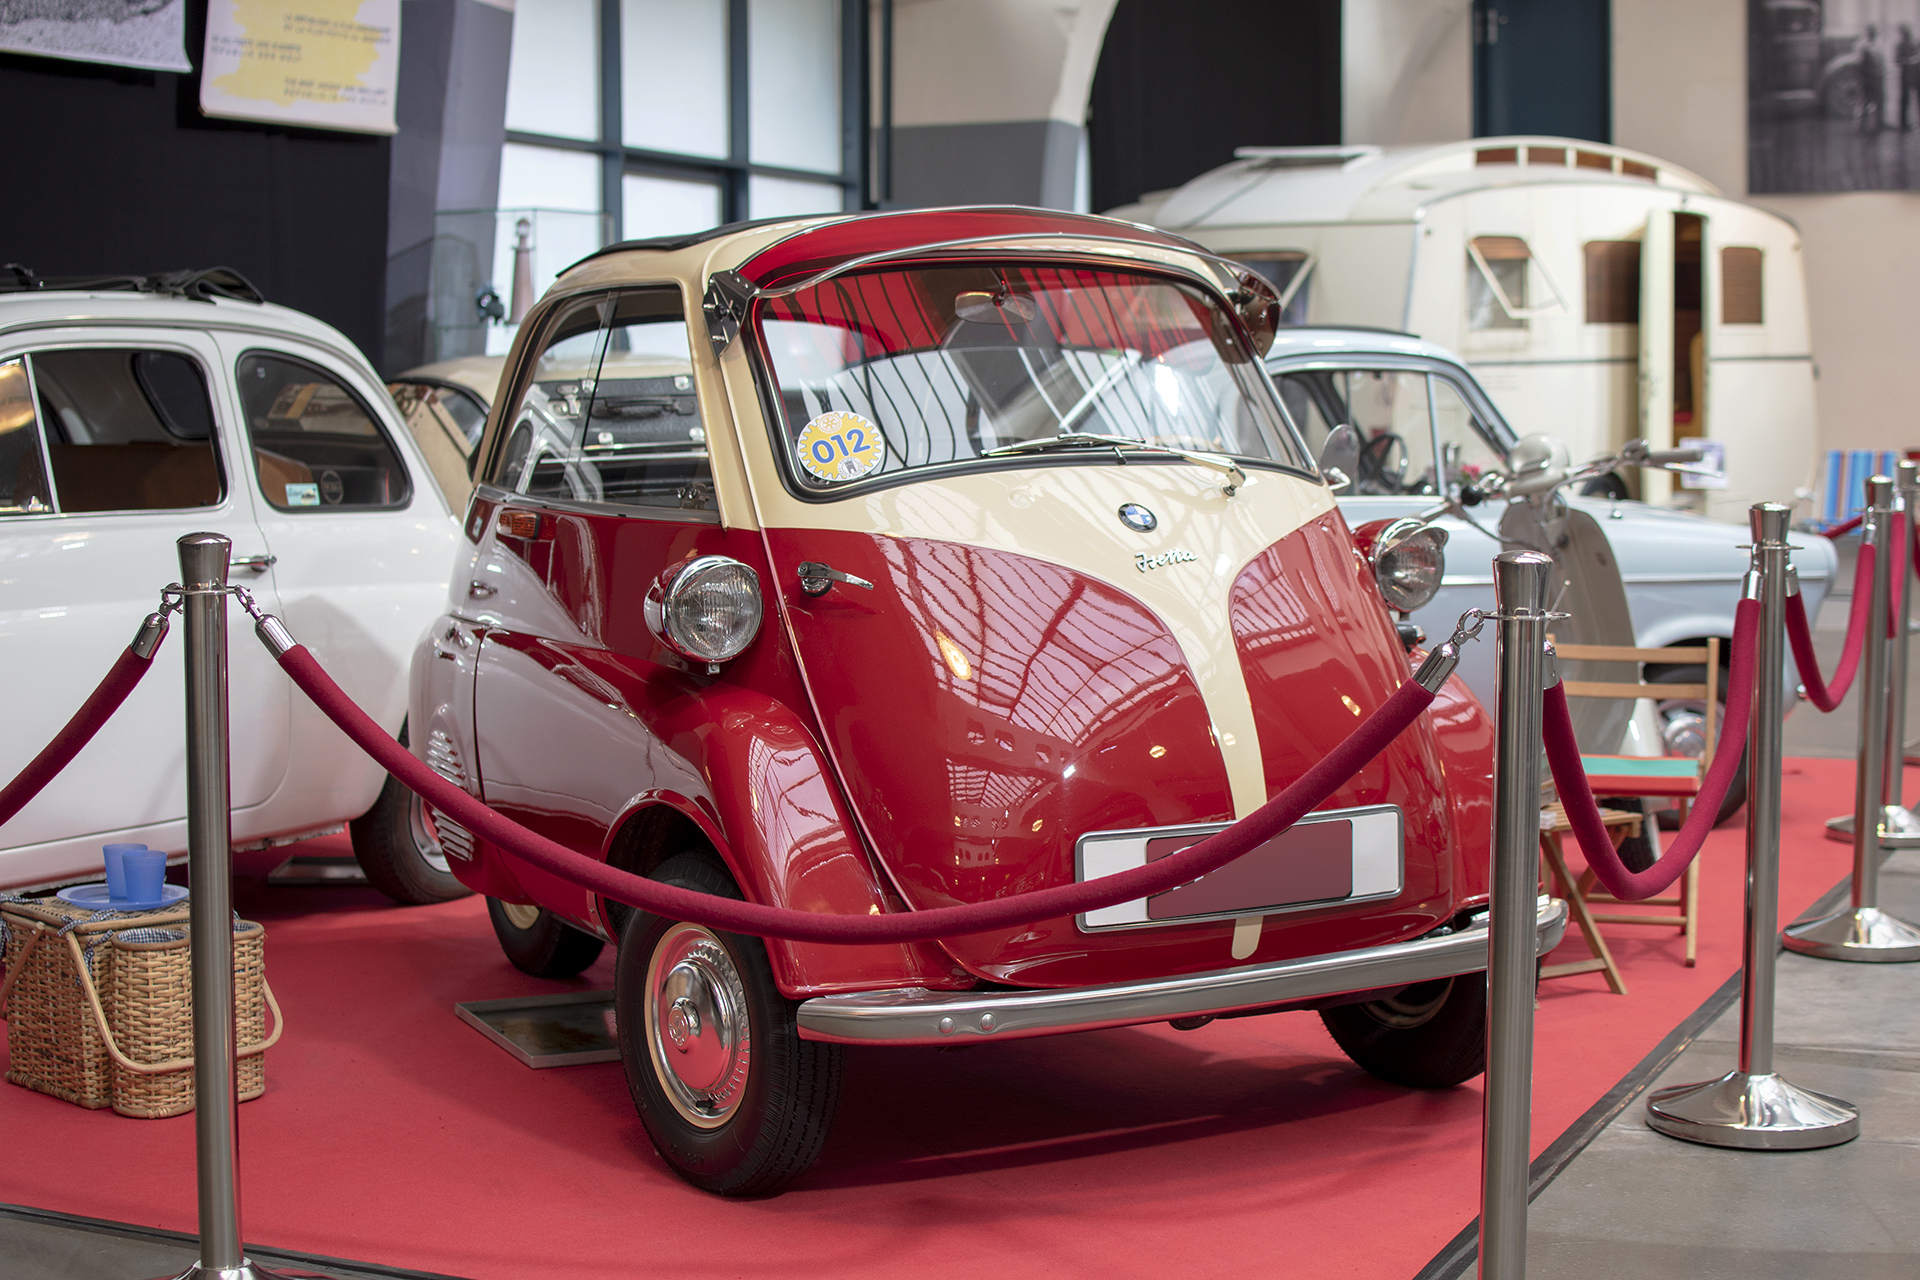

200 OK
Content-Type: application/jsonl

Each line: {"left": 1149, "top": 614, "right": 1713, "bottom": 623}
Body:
{"left": 796, "top": 411, "right": 883, "bottom": 482}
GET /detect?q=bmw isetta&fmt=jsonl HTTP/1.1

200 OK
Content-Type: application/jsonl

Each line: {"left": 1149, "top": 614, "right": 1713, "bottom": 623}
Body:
{"left": 410, "top": 208, "right": 1563, "bottom": 1194}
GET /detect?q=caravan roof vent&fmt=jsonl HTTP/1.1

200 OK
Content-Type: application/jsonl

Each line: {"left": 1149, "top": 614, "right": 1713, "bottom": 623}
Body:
{"left": 1233, "top": 145, "right": 1383, "bottom": 170}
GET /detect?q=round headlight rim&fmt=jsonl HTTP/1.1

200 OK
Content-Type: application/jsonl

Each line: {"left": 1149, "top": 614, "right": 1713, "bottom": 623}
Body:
{"left": 648, "top": 554, "right": 765, "bottom": 667}
{"left": 1368, "top": 520, "right": 1449, "bottom": 614}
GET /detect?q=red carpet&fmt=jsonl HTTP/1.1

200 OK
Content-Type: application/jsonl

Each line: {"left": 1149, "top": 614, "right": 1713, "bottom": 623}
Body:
{"left": 0, "top": 759, "right": 1868, "bottom": 1280}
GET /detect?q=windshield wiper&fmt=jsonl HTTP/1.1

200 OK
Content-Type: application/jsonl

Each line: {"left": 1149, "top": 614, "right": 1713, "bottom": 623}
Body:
{"left": 982, "top": 431, "right": 1246, "bottom": 497}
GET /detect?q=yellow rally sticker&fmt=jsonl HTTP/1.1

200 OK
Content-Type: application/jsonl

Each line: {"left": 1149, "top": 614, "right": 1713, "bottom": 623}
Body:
{"left": 796, "top": 411, "right": 883, "bottom": 482}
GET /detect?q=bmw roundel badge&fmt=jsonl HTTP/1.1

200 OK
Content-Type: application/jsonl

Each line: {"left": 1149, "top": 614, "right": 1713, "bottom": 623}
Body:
{"left": 1118, "top": 503, "right": 1158, "bottom": 533}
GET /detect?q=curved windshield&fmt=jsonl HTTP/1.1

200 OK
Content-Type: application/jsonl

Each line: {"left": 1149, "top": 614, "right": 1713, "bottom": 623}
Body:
{"left": 752, "top": 264, "right": 1312, "bottom": 494}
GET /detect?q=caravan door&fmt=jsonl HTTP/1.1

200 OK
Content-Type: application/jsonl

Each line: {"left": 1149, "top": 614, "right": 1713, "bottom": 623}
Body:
{"left": 1638, "top": 211, "right": 1676, "bottom": 504}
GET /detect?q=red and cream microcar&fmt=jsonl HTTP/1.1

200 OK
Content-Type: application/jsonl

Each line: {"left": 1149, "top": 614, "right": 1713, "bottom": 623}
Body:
{"left": 410, "top": 209, "right": 1564, "bottom": 1195}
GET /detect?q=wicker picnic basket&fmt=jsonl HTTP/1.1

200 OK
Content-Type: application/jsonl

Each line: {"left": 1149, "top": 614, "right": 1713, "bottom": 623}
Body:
{"left": 0, "top": 896, "right": 281, "bottom": 1118}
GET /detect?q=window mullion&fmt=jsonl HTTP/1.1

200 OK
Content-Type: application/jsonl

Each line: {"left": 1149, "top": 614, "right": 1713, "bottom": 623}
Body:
{"left": 727, "top": 0, "right": 750, "bottom": 220}
{"left": 601, "top": 0, "right": 624, "bottom": 239}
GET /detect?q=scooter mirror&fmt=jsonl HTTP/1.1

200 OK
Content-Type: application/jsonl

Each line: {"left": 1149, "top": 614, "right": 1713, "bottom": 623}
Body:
{"left": 1503, "top": 432, "right": 1571, "bottom": 497}
{"left": 1319, "top": 423, "right": 1361, "bottom": 483}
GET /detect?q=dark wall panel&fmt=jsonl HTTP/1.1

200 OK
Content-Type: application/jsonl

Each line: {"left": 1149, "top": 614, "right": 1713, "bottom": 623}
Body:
{"left": 1088, "top": 0, "right": 1341, "bottom": 215}
{"left": 0, "top": 12, "right": 390, "bottom": 367}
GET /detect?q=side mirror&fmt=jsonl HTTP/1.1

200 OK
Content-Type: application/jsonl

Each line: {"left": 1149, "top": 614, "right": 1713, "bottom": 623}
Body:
{"left": 1319, "top": 423, "right": 1361, "bottom": 487}
{"left": 1503, "top": 432, "right": 1571, "bottom": 497}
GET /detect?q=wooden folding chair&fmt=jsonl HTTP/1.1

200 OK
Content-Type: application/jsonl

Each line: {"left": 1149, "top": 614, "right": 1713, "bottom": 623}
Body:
{"left": 1553, "top": 638, "right": 1719, "bottom": 968}
{"left": 1538, "top": 801, "right": 1643, "bottom": 994}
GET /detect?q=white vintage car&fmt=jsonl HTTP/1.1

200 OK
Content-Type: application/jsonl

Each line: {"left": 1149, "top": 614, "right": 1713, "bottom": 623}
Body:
{"left": 1265, "top": 325, "right": 1838, "bottom": 817}
{"left": 0, "top": 270, "right": 465, "bottom": 902}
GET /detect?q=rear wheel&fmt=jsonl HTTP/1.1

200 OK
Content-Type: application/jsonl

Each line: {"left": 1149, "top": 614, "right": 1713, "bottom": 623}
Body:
{"left": 486, "top": 896, "right": 605, "bottom": 978}
{"left": 348, "top": 727, "right": 472, "bottom": 905}
{"left": 1320, "top": 976, "right": 1486, "bottom": 1088}
{"left": 614, "top": 851, "right": 843, "bottom": 1195}
{"left": 1649, "top": 664, "right": 1745, "bottom": 827}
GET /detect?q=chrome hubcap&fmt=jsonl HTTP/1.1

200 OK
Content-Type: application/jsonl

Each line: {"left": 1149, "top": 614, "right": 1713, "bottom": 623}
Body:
{"left": 645, "top": 923, "right": 751, "bottom": 1129}
{"left": 1659, "top": 701, "right": 1710, "bottom": 759}
{"left": 407, "top": 790, "right": 452, "bottom": 874}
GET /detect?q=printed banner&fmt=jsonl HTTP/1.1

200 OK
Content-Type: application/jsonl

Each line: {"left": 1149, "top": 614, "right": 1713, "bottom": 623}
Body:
{"left": 200, "top": 0, "right": 399, "bottom": 135}
{"left": 0, "top": 0, "right": 192, "bottom": 73}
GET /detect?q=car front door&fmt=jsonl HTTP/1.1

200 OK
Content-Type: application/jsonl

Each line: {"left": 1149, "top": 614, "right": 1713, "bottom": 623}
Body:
{"left": 212, "top": 334, "right": 461, "bottom": 841}
{"left": 465, "top": 285, "right": 723, "bottom": 932}
{"left": 0, "top": 328, "right": 288, "bottom": 889}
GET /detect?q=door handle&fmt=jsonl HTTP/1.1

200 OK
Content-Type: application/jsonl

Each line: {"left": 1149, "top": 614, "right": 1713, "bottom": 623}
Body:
{"left": 797, "top": 562, "right": 875, "bottom": 597}
{"left": 231, "top": 554, "right": 277, "bottom": 574}
{"left": 468, "top": 580, "right": 498, "bottom": 598}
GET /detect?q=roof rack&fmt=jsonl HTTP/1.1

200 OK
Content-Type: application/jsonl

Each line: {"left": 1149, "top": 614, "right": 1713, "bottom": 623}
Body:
{"left": 0, "top": 265, "right": 265, "bottom": 304}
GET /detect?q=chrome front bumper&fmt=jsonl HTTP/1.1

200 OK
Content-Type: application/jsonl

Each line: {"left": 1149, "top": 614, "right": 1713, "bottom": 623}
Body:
{"left": 796, "top": 897, "right": 1568, "bottom": 1046}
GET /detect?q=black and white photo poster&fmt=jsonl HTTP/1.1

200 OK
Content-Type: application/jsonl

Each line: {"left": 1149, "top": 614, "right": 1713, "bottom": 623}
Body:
{"left": 0, "top": 0, "right": 191, "bottom": 73}
{"left": 1751, "top": 0, "right": 1920, "bottom": 191}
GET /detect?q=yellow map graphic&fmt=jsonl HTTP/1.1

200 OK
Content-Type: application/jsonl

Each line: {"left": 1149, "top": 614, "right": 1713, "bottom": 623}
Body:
{"left": 210, "top": 0, "right": 386, "bottom": 107}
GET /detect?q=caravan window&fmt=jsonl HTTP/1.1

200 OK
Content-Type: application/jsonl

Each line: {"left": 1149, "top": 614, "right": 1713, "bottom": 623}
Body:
{"left": 1237, "top": 253, "right": 1312, "bottom": 326}
{"left": 1467, "top": 236, "right": 1531, "bottom": 330}
{"left": 1584, "top": 241, "right": 1642, "bottom": 323}
{"left": 1721, "top": 247, "right": 1764, "bottom": 324}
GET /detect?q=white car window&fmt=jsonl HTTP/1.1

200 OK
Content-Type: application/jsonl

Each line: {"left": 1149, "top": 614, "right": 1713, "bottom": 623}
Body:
{"left": 1274, "top": 368, "right": 1437, "bottom": 496}
{"left": 238, "top": 352, "right": 412, "bottom": 511}
{"left": 1431, "top": 376, "right": 1505, "bottom": 490}
{"left": 28, "top": 348, "right": 224, "bottom": 513}
{"left": 0, "top": 358, "right": 52, "bottom": 514}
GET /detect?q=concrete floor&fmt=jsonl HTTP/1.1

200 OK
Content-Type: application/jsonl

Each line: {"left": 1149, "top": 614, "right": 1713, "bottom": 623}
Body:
{"left": 1519, "top": 848, "right": 1920, "bottom": 1280}
{"left": 0, "top": 1201, "right": 457, "bottom": 1279}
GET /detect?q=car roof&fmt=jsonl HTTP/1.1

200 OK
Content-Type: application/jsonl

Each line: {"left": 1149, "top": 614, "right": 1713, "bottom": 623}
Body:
{"left": 1262, "top": 326, "right": 1469, "bottom": 367}
{"left": 395, "top": 355, "right": 507, "bottom": 407}
{"left": 0, "top": 289, "right": 376, "bottom": 373}
{"left": 570, "top": 205, "right": 1207, "bottom": 286}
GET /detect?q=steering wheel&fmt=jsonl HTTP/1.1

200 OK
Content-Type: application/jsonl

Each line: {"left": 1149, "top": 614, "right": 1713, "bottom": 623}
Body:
{"left": 1355, "top": 431, "right": 1408, "bottom": 494}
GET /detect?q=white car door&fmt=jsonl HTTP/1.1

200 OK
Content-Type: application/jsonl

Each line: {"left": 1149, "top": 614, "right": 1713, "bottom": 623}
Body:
{"left": 0, "top": 328, "right": 289, "bottom": 889}
{"left": 211, "top": 333, "right": 460, "bottom": 837}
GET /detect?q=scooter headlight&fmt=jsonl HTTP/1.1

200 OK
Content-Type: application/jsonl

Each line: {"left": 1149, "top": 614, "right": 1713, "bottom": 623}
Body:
{"left": 1366, "top": 520, "right": 1449, "bottom": 613}
{"left": 645, "top": 555, "right": 763, "bottom": 667}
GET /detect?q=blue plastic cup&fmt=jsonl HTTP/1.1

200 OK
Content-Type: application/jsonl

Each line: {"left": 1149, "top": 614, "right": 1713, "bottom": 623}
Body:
{"left": 102, "top": 843, "right": 147, "bottom": 902}
{"left": 121, "top": 849, "right": 166, "bottom": 905}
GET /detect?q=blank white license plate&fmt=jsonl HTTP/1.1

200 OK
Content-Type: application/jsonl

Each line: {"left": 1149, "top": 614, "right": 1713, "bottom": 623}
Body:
{"left": 1074, "top": 804, "right": 1403, "bottom": 932}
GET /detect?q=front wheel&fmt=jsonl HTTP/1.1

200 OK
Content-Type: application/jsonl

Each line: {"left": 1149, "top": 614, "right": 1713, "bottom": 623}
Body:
{"left": 1320, "top": 976, "right": 1486, "bottom": 1088}
{"left": 348, "top": 744, "right": 472, "bottom": 905}
{"left": 614, "top": 852, "right": 843, "bottom": 1195}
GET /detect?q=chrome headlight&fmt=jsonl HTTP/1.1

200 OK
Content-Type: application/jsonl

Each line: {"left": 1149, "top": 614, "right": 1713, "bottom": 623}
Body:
{"left": 645, "top": 555, "right": 764, "bottom": 667}
{"left": 1369, "top": 519, "right": 1448, "bottom": 613}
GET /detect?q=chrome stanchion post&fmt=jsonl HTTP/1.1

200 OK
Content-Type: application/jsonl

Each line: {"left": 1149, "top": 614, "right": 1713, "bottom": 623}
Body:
{"left": 148, "top": 533, "right": 319, "bottom": 1280}
{"left": 1881, "top": 460, "right": 1920, "bottom": 845}
{"left": 1788, "top": 477, "right": 1920, "bottom": 960}
{"left": 1827, "top": 462, "right": 1920, "bottom": 847}
{"left": 1645, "top": 504, "right": 1859, "bottom": 1147}
{"left": 1479, "top": 550, "right": 1551, "bottom": 1280}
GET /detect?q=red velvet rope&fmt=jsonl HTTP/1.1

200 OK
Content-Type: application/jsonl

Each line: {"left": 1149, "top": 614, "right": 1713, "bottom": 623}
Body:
{"left": 1788, "top": 541, "right": 1875, "bottom": 713}
{"left": 1542, "top": 597, "right": 1759, "bottom": 902}
{"left": 1822, "top": 514, "right": 1864, "bottom": 539}
{"left": 1890, "top": 512, "right": 1908, "bottom": 639}
{"left": 274, "top": 643, "right": 1436, "bottom": 944}
{"left": 0, "top": 644, "right": 160, "bottom": 829}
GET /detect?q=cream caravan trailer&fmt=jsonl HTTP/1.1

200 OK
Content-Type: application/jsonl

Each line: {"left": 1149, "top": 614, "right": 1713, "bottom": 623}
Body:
{"left": 1111, "top": 138, "right": 1814, "bottom": 520}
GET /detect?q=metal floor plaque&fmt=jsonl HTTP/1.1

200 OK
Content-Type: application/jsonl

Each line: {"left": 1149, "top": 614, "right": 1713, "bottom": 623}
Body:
{"left": 266, "top": 854, "right": 370, "bottom": 886}
{"left": 455, "top": 991, "right": 620, "bottom": 1068}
